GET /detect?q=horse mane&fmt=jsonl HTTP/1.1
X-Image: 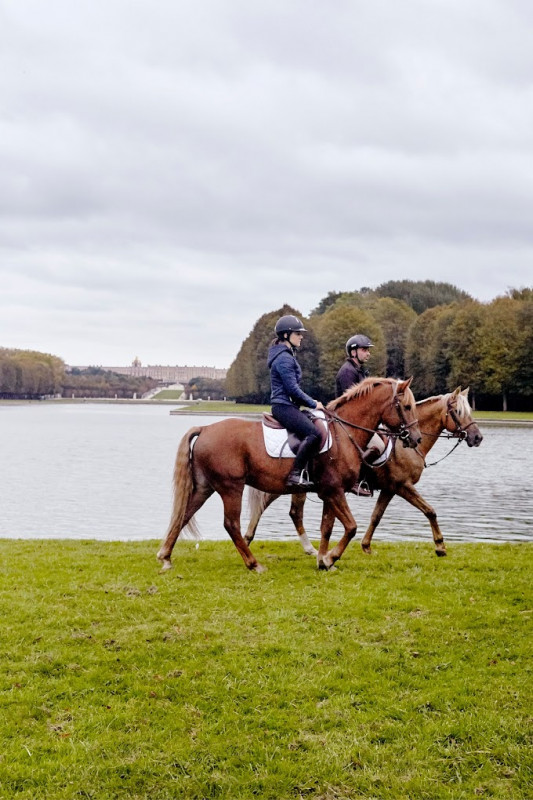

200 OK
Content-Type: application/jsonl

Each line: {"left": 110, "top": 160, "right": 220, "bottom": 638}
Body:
{"left": 327, "top": 377, "right": 395, "bottom": 412}
{"left": 448, "top": 391, "right": 472, "bottom": 418}
{"left": 417, "top": 391, "right": 472, "bottom": 419}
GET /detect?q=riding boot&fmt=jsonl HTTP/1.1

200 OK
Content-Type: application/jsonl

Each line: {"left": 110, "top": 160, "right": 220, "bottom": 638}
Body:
{"left": 286, "top": 468, "right": 314, "bottom": 489}
{"left": 361, "top": 445, "right": 382, "bottom": 463}
{"left": 287, "top": 434, "right": 320, "bottom": 489}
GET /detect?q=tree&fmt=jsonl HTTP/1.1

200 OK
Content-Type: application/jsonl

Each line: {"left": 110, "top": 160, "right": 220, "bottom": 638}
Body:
{"left": 375, "top": 279, "right": 471, "bottom": 314}
{"left": 477, "top": 296, "right": 524, "bottom": 410}
{"left": 313, "top": 305, "right": 385, "bottom": 399}
{"left": 446, "top": 301, "right": 487, "bottom": 405}
{"left": 405, "top": 306, "right": 453, "bottom": 396}
{"left": 187, "top": 377, "right": 226, "bottom": 400}
{"left": 0, "top": 348, "right": 65, "bottom": 398}
{"left": 371, "top": 297, "right": 417, "bottom": 378}
{"left": 512, "top": 300, "right": 533, "bottom": 398}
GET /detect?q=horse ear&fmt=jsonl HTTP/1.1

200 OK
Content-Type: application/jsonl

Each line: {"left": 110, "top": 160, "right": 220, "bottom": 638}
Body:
{"left": 451, "top": 387, "right": 461, "bottom": 397}
{"left": 461, "top": 387, "right": 470, "bottom": 397}
{"left": 398, "top": 377, "right": 413, "bottom": 393}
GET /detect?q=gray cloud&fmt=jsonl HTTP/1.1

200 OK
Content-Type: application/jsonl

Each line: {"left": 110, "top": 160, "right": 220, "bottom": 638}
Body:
{"left": 1, "top": 0, "right": 532, "bottom": 367}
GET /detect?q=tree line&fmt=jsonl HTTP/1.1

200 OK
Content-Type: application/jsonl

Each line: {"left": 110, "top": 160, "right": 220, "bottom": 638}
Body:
{"left": 0, "top": 350, "right": 157, "bottom": 399}
{"left": 225, "top": 280, "right": 533, "bottom": 410}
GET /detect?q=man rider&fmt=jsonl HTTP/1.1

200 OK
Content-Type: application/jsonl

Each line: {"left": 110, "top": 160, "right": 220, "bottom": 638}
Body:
{"left": 335, "top": 334, "right": 373, "bottom": 396}
{"left": 335, "top": 334, "right": 383, "bottom": 496}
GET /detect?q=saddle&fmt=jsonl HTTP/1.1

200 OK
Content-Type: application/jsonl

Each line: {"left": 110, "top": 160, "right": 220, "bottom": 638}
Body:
{"left": 261, "top": 409, "right": 332, "bottom": 458}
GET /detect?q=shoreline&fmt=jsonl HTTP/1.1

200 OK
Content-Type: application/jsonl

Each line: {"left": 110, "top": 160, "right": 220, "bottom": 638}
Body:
{"left": 2, "top": 398, "right": 532, "bottom": 424}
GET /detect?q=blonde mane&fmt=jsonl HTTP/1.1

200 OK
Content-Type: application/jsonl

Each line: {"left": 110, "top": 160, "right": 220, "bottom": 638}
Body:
{"left": 327, "top": 377, "right": 395, "bottom": 411}
{"left": 416, "top": 390, "right": 472, "bottom": 419}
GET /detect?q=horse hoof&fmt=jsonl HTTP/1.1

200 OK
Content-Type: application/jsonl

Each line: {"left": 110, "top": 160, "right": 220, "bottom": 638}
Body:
{"left": 305, "top": 547, "right": 318, "bottom": 557}
{"left": 361, "top": 544, "right": 372, "bottom": 554}
{"left": 159, "top": 559, "right": 173, "bottom": 572}
{"left": 435, "top": 548, "right": 447, "bottom": 557}
{"left": 252, "top": 563, "right": 267, "bottom": 574}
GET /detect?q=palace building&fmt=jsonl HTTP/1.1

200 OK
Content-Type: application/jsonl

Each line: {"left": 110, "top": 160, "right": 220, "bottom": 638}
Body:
{"left": 71, "top": 358, "right": 227, "bottom": 383}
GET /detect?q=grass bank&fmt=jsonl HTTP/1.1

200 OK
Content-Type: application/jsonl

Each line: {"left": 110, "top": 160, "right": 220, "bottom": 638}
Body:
{"left": 169, "top": 400, "right": 533, "bottom": 421}
{"left": 0, "top": 540, "right": 531, "bottom": 800}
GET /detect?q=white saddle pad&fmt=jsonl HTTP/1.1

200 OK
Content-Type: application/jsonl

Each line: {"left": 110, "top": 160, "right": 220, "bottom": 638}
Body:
{"left": 262, "top": 410, "right": 332, "bottom": 458}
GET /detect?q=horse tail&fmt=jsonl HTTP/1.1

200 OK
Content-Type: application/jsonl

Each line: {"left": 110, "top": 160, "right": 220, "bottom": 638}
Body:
{"left": 167, "top": 426, "right": 203, "bottom": 542}
{"left": 247, "top": 486, "right": 272, "bottom": 528}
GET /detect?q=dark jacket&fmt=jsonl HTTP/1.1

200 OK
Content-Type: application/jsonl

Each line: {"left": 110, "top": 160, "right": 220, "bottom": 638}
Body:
{"left": 268, "top": 343, "right": 317, "bottom": 408}
{"left": 335, "top": 358, "right": 369, "bottom": 397}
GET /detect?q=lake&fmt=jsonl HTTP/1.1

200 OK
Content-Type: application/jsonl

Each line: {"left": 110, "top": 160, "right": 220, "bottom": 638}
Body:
{"left": 1, "top": 403, "right": 531, "bottom": 545}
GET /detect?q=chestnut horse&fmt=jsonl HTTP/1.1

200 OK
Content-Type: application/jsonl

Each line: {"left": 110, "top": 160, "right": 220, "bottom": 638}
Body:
{"left": 244, "top": 387, "right": 482, "bottom": 557}
{"left": 158, "top": 378, "right": 421, "bottom": 572}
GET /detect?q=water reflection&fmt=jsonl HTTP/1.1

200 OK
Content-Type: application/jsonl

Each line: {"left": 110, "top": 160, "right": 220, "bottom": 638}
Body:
{"left": 0, "top": 404, "right": 531, "bottom": 544}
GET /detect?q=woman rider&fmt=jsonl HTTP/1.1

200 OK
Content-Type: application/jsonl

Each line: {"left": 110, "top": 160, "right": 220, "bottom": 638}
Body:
{"left": 268, "top": 315, "right": 324, "bottom": 488}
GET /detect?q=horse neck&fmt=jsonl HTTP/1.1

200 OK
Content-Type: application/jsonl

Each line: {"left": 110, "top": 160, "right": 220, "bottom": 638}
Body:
{"left": 339, "top": 384, "right": 389, "bottom": 442}
{"left": 416, "top": 396, "right": 447, "bottom": 457}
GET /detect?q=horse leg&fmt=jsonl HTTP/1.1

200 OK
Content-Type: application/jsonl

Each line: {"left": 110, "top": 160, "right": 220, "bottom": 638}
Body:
{"left": 319, "top": 493, "right": 358, "bottom": 569}
{"left": 222, "top": 487, "right": 267, "bottom": 572}
{"left": 244, "top": 489, "right": 279, "bottom": 545}
{"left": 360, "top": 490, "right": 395, "bottom": 555}
{"left": 316, "top": 500, "right": 337, "bottom": 570}
{"left": 289, "top": 494, "right": 317, "bottom": 556}
{"left": 395, "top": 484, "right": 447, "bottom": 556}
{"left": 157, "top": 483, "right": 214, "bottom": 570}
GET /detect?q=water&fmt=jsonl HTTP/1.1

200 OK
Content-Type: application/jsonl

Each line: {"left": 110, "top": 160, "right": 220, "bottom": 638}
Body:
{"left": 1, "top": 404, "right": 531, "bottom": 544}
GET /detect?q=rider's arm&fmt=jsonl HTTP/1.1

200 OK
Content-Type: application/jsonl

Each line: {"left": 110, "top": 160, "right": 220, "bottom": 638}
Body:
{"left": 277, "top": 352, "right": 317, "bottom": 408}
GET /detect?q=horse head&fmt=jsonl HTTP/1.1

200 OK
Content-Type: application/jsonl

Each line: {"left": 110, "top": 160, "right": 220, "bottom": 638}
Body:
{"left": 384, "top": 377, "right": 422, "bottom": 449}
{"left": 445, "top": 387, "right": 483, "bottom": 447}
{"left": 331, "top": 377, "right": 421, "bottom": 449}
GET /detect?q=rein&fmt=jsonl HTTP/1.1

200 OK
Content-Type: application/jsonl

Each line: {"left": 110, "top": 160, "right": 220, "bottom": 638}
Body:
{"left": 418, "top": 400, "right": 477, "bottom": 467}
{"left": 324, "top": 383, "right": 416, "bottom": 466}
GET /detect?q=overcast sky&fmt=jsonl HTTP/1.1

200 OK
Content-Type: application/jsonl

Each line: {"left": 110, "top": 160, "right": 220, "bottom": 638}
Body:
{"left": 1, "top": 0, "right": 532, "bottom": 368}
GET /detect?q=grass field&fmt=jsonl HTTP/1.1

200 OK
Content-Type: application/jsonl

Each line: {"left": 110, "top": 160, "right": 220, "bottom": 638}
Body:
{"left": 150, "top": 389, "right": 184, "bottom": 400}
{"left": 0, "top": 540, "right": 531, "bottom": 799}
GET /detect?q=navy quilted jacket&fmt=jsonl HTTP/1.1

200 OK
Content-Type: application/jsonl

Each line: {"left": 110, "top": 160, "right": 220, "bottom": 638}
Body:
{"left": 267, "top": 343, "right": 317, "bottom": 408}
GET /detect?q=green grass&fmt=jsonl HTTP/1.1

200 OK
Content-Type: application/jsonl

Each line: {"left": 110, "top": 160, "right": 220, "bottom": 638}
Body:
{"left": 169, "top": 401, "right": 533, "bottom": 420}
{"left": 471, "top": 410, "right": 533, "bottom": 421}
{"left": 171, "top": 400, "right": 269, "bottom": 414}
{"left": 151, "top": 389, "right": 184, "bottom": 400}
{"left": 0, "top": 540, "right": 531, "bottom": 799}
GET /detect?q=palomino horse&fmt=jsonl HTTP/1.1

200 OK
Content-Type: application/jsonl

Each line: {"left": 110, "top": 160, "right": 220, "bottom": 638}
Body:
{"left": 244, "top": 388, "right": 482, "bottom": 557}
{"left": 158, "top": 378, "right": 421, "bottom": 572}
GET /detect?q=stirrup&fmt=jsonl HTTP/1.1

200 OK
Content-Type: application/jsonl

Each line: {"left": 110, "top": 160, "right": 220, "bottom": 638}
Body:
{"left": 286, "top": 468, "right": 313, "bottom": 489}
{"left": 349, "top": 480, "right": 372, "bottom": 497}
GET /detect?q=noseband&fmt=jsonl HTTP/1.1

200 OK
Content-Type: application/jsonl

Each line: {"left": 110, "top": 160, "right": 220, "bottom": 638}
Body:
{"left": 420, "top": 397, "right": 478, "bottom": 467}
{"left": 445, "top": 402, "right": 475, "bottom": 441}
{"left": 391, "top": 389, "right": 418, "bottom": 446}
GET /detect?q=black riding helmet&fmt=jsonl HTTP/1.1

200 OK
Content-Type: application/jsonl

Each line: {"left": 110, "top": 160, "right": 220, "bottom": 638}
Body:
{"left": 346, "top": 334, "right": 373, "bottom": 356}
{"left": 274, "top": 315, "right": 307, "bottom": 336}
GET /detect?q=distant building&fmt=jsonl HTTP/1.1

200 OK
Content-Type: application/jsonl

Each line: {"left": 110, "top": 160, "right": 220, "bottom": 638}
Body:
{"left": 70, "top": 358, "right": 227, "bottom": 383}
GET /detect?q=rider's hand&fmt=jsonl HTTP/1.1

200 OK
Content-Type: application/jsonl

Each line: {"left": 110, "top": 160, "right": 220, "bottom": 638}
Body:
{"left": 315, "top": 401, "right": 325, "bottom": 410}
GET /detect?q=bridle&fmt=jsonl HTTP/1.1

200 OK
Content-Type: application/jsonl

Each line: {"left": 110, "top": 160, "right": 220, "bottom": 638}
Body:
{"left": 324, "top": 382, "right": 418, "bottom": 462}
{"left": 419, "top": 397, "right": 477, "bottom": 467}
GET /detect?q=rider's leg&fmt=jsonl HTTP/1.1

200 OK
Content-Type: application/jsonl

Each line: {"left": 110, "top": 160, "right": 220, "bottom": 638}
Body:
{"left": 271, "top": 404, "right": 321, "bottom": 487}
{"left": 349, "top": 433, "right": 385, "bottom": 496}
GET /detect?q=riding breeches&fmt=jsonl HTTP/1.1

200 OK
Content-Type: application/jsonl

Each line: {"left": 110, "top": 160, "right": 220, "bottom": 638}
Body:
{"left": 271, "top": 404, "right": 321, "bottom": 472}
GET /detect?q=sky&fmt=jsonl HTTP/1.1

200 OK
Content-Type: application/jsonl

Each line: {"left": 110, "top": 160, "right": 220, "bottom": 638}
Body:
{"left": 1, "top": 0, "right": 532, "bottom": 369}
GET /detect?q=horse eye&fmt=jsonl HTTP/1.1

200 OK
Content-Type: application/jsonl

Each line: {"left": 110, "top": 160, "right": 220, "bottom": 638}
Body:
{"left": 404, "top": 404, "right": 411, "bottom": 411}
